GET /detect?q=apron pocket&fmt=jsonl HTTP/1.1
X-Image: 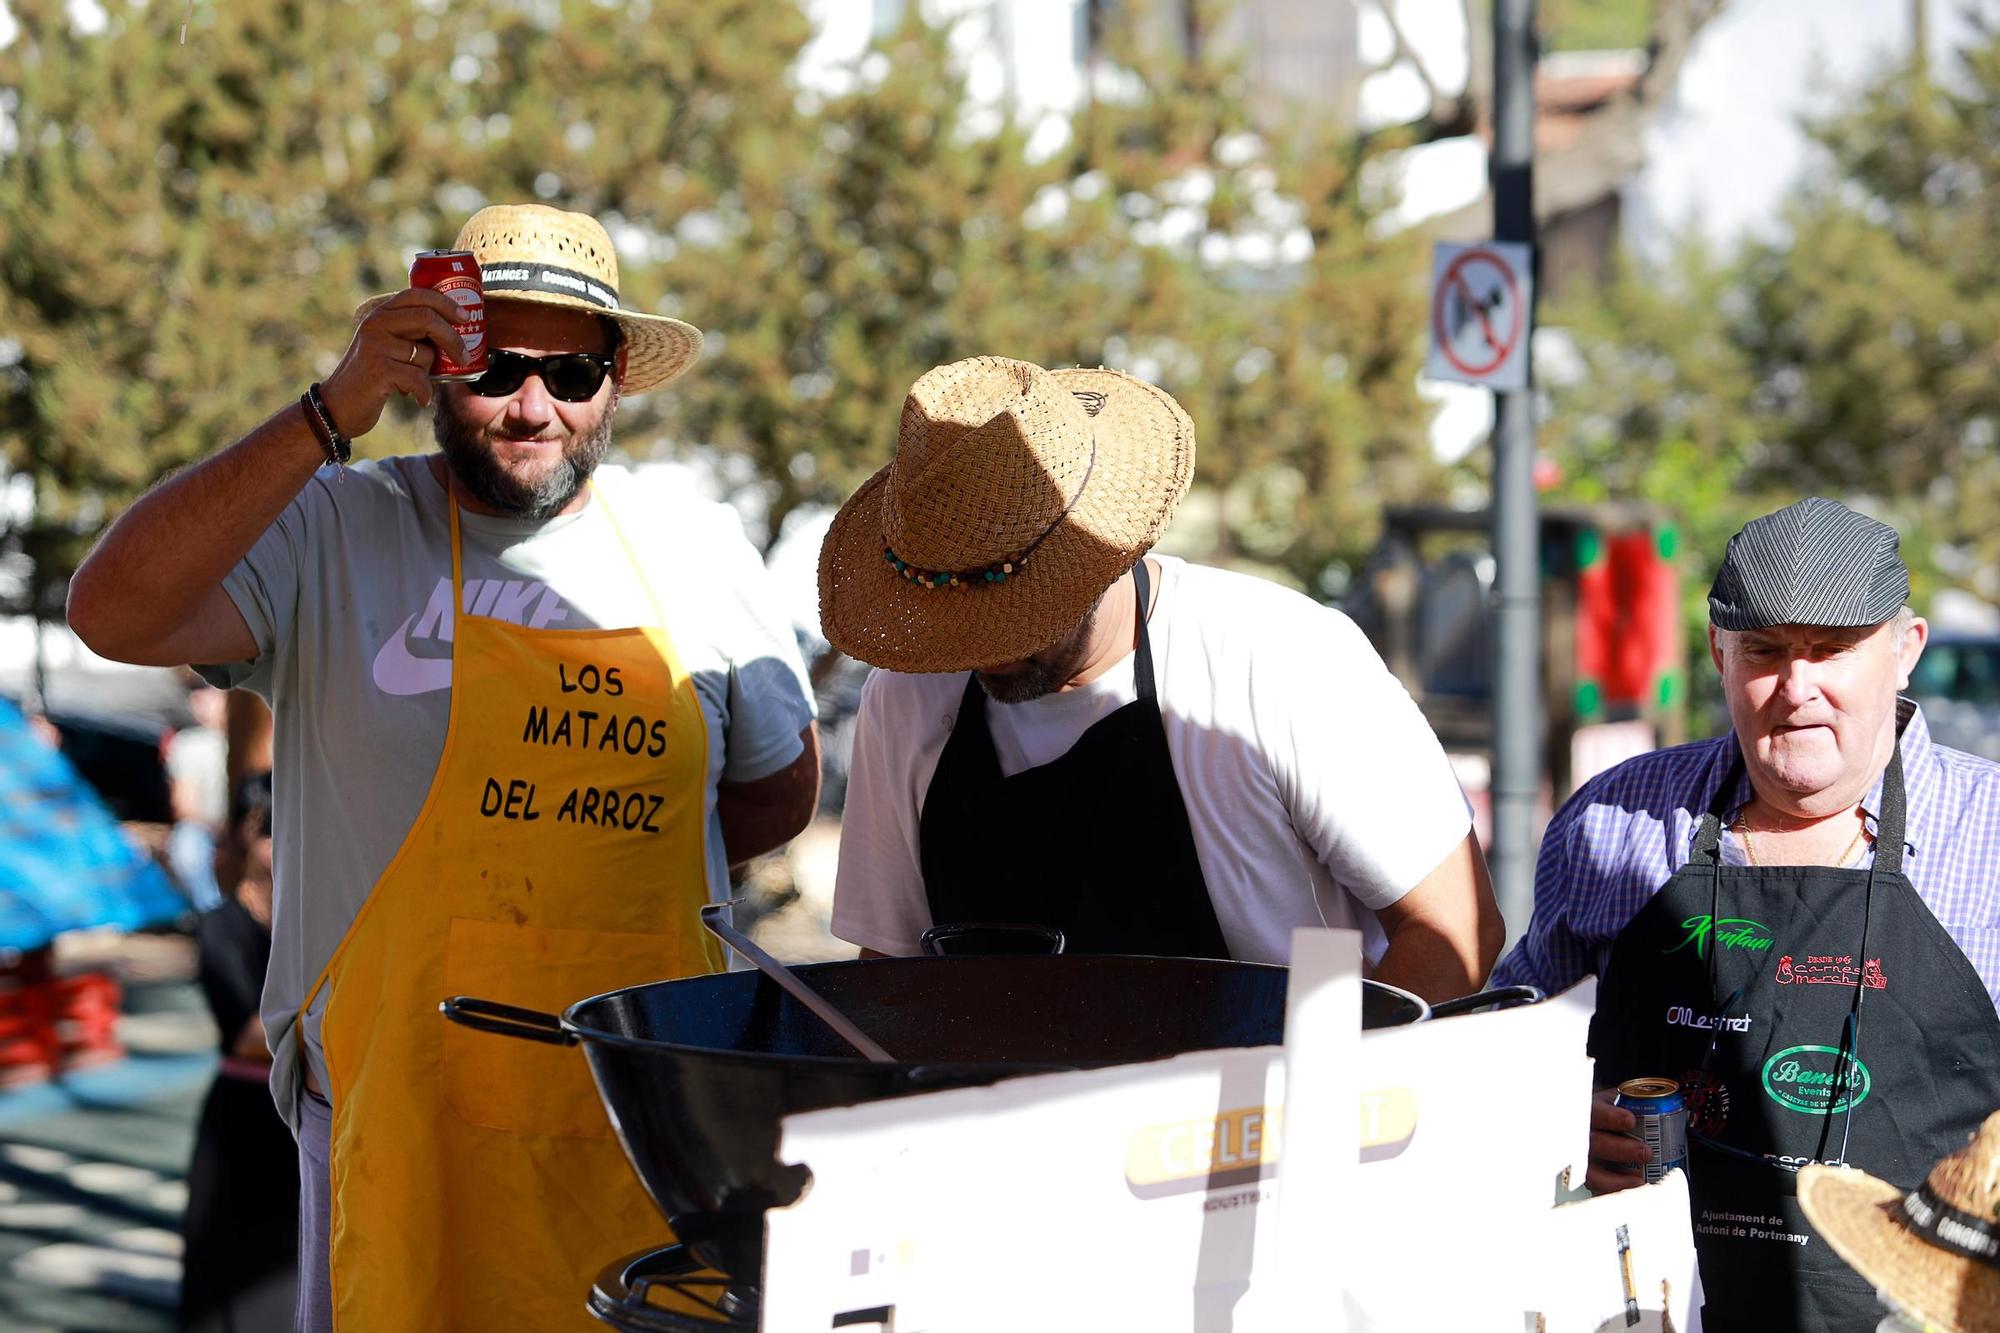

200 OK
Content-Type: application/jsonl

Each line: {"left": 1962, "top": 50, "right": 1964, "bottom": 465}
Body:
{"left": 441, "top": 916, "right": 682, "bottom": 1139}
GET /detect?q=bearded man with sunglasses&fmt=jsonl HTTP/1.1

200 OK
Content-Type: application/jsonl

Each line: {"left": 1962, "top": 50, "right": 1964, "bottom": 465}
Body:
{"left": 67, "top": 205, "right": 820, "bottom": 1332}
{"left": 1491, "top": 498, "right": 2000, "bottom": 1333}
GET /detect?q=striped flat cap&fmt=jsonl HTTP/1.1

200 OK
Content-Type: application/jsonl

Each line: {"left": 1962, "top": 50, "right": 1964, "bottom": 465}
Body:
{"left": 1708, "top": 497, "right": 1909, "bottom": 630}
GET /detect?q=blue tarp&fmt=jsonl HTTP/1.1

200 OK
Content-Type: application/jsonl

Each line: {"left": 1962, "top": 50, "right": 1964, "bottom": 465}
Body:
{"left": 0, "top": 696, "right": 185, "bottom": 953}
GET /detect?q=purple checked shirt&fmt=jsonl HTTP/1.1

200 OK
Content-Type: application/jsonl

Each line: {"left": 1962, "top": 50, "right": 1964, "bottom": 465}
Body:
{"left": 1491, "top": 700, "right": 2000, "bottom": 1016}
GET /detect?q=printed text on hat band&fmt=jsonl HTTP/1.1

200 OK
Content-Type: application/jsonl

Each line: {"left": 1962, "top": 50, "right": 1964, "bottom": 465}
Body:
{"left": 1899, "top": 1181, "right": 2000, "bottom": 1268}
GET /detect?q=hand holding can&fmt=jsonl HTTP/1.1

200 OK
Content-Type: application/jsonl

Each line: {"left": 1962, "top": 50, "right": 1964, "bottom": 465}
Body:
{"left": 1613, "top": 1077, "right": 1690, "bottom": 1186}
{"left": 317, "top": 284, "right": 464, "bottom": 439}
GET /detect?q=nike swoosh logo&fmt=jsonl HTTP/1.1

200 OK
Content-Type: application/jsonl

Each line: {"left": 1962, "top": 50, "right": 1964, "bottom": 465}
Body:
{"left": 371, "top": 613, "right": 454, "bottom": 697}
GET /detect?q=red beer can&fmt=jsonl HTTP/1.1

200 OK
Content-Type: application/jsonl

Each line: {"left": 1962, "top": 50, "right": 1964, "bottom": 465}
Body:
{"left": 410, "top": 249, "right": 487, "bottom": 380}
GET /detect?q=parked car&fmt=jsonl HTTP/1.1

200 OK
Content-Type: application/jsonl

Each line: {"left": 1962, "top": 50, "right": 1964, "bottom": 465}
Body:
{"left": 1907, "top": 631, "right": 2000, "bottom": 761}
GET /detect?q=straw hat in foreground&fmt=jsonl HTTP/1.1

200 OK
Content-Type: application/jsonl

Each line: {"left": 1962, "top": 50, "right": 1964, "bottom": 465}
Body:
{"left": 818, "top": 355, "right": 1195, "bottom": 674}
{"left": 1798, "top": 1110, "right": 2000, "bottom": 1333}
{"left": 358, "top": 204, "right": 702, "bottom": 394}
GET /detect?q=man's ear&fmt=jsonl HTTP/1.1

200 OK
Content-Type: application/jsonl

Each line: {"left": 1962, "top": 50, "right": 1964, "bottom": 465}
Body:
{"left": 614, "top": 341, "right": 629, "bottom": 390}
{"left": 1896, "top": 615, "right": 1930, "bottom": 691}
{"left": 1708, "top": 622, "right": 1725, "bottom": 676}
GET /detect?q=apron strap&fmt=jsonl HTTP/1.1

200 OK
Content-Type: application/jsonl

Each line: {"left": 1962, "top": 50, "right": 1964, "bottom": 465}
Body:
{"left": 448, "top": 493, "right": 466, "bottom": 628}
{"left": 589, "top": 484, "right": 670, "bottom": 628}
{"left": 1874, "top": 745, "right": 1907, "bottom": 878}
{"left": 1131, "top": 561, "right": 1158, "bottom": 704}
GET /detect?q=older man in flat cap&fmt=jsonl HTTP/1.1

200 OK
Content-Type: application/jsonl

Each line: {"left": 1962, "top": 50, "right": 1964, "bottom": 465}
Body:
{"left": 1493, "top": 497, "right": 2000, "bottom": 1333}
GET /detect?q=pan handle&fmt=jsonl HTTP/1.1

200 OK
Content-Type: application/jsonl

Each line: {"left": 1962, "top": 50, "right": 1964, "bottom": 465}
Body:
{"left": 700, "top": 902, "right": 897, "bottom": 1064}
{"left": 920, "top": 923, "right": 1067, "bottom": 957}
{"left": 439, "top": 996, "right": 578, "bottom": 1046}
{"left": 1426, "top": 985, "right": 1544, "bottom": 1020}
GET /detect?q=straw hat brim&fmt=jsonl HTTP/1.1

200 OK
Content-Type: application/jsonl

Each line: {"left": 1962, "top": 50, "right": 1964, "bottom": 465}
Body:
{"left": 819, "top": 367, "right": 1193, "bottom": 674}
{"left": 353, "top": 289, "right": 702, "bottom": 395}
{"left": 1799, "top": 1164, "right": 2000, "bottom": 1333}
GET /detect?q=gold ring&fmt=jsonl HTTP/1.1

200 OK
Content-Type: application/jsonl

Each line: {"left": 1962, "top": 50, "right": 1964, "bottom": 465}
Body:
{"left": 407, "top": 344, "right": 420, "bottom": 365}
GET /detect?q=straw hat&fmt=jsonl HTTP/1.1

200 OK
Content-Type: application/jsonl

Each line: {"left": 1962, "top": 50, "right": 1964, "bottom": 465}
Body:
{"left": 818, "top": 356, "right": 1195, "bottom": 673}
{"left": 1798, "top": 1111, "right": 2000, "bottom": 1333}
{"left": 357, "top": 204, "right": 702, "bottom": 394}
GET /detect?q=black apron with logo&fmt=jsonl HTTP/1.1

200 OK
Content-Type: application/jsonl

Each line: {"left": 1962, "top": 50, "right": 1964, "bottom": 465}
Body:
{"left": 1591, "top": 746, "right": 2000, "bottom": 1333}
{"left": 919, "top": 562, "right": 1229, "bottom": 959}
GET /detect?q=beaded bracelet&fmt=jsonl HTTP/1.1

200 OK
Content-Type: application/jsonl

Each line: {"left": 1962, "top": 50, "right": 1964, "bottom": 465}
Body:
{"left": 299, "top": 383, "right": 352, "bottom": 467}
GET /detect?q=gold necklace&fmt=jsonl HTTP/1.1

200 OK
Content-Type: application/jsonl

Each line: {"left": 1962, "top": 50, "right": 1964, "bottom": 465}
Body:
{"left": 1737, "top": 814, "right": 1869, "bottom": 868}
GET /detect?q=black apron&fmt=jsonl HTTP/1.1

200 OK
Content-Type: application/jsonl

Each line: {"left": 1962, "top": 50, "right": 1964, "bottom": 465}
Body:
{"left": 919, "top": 561, "right": 1229, "bottom": 959}
{"left": 1591, "top": 745, "right": 2000, "bottom": 1333}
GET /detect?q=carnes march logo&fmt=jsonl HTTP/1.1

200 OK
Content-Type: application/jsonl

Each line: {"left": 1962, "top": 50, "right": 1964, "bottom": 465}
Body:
{"left": 1666, "top": 915, "right": 1775, "bottom": 960}
{"left": 1762, "top": 1045, "right": 1873, "bottom": 1115}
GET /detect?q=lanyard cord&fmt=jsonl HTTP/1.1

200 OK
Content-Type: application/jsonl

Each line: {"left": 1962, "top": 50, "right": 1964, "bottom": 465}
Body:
{"left": 1829, "top": 865, "right": 1877, "bottom": 1166}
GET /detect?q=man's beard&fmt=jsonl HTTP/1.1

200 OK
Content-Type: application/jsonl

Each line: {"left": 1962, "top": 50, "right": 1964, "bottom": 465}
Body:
{"left": 432, "top": 392, "right": 616, "bottom": 521}
{"left": 975, "top": 602, "right": 1102, "bottom": 705}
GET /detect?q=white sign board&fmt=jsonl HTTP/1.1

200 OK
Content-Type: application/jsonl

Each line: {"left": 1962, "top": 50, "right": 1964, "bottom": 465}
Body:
{"left": 1572, "top": 719, "right": 1660, "bottom": 791}
{"left": 1529, "top": 1169, "right": 1705, "bottom": 1333}
{"left": 1426, "top": 241, "right": 1534, "bottom": 390}
{"left": 759, "top": 962, "right": 1689, "bottom": 1332}
{"left": 759, "top": 930, "right": 1362, "bottom": 1333}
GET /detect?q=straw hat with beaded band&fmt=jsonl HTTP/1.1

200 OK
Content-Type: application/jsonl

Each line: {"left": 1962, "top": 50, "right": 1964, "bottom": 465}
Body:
{"left": 819, "top": 355, "right": 1195, "bottom": 674}
{"left": 1798, "top": 1110, "right": 2000, "bottom": 1333}
{"left": 356, "top": 204, "right": 702, "bottom": 394}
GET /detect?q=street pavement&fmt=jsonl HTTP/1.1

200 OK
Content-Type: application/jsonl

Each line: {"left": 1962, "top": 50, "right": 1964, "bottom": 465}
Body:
{"left": 0, "top": 932, "right": 217, "bottom": 1333}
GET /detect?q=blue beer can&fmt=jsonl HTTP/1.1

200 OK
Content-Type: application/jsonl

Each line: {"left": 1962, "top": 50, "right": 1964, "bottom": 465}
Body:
{"left": 1614, "top": 1077, "right": 1689, "bottom": 1184}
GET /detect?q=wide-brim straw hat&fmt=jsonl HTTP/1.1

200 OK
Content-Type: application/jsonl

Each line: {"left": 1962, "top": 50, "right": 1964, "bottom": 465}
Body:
{"left": 1798, "top": 1110, "right": 2000, "bottom": 1333}
{"left": 356, "top": 204, "right": 702, "bottom": 394}
{"left": 819, "top": 355, "right": 1194, "bottom": 673}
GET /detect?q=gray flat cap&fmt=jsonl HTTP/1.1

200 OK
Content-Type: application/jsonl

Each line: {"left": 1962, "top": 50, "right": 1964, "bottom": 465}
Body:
{"left": 1708, "top": 497, "right": 1909, "bottom": 630}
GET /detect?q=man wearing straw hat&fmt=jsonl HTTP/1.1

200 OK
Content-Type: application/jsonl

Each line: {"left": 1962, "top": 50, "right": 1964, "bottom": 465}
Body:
{"left": 819, "top": 356, "right": 1502, "bottom": 1001}
{"left": 1800, "top": 1109, "right": 2000, "bottom": 1333}
{"left": 1492, "top": 497, "right": 2000, "bottom": 1333}
{"left": 67, "top": 204, "right": 820, "bottom": 1331}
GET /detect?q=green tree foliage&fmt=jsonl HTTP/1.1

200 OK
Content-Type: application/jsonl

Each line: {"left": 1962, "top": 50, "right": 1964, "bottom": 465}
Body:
{"left": 661, "top": 0, "right": 1441, "bottom": 585}
{"left": 1539, "top": 0, "right": 1660, "bottom": 53}
{"left": 1072, "top": 1, "right": 1440, "bottom": 589}
{"left": 1, "top": 0, "right": 1441, "bottom": 609}
{"left": 656, "top": 15, "right": 1082, "bottom": 555}
{"left": 1544, "top": 11, "right": 2000, "bottom": 660}
{"left": 1737, "top": 14, "right": 2000, "bottom": 593}
{"left": 0, "top": 0, "right": 807, "bottom": 611}
{"left": 1539, "top": 241, "right": 1769, "bottom": 617}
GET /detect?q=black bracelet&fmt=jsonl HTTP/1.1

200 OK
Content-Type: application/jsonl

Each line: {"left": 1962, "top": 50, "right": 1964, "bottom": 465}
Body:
{"left": 300, "top": 383, "right": 352, "bottom": 467}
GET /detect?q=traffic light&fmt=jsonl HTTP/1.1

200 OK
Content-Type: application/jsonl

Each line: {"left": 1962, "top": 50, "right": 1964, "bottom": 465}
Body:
{"left": 1574, "top": 523, "right": 1681, "bottom": 718}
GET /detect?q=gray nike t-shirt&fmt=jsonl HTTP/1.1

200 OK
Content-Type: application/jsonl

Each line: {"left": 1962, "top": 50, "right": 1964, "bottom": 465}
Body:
{"left": 199, "top": 456, "right": 814, "bottom": 1127}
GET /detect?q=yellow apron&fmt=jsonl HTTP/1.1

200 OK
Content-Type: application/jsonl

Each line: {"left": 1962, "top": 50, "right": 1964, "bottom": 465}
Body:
{"left": 304, "top": 486, "right": 723, "bottom": 1330}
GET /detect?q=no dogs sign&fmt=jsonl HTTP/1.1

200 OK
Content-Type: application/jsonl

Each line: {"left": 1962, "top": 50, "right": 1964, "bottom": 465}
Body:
{"left": 1426, "top": 241, "right": 1533, "bottom": 390}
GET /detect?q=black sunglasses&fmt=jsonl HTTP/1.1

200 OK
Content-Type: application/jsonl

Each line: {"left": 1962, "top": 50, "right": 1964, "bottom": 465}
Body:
{"left": 465, "top": 349, "right": 616, "bottom": 403}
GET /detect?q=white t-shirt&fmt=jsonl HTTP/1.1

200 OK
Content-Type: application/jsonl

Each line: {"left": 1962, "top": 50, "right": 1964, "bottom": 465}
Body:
{"left": 165, "top": 725, "right": 229, "bottom": 826}
{"left": 200, "top": 457, "right": 815, "bottom": 1123}
{"left": 830, "top": 556, "right": 1471, "bottom": 964}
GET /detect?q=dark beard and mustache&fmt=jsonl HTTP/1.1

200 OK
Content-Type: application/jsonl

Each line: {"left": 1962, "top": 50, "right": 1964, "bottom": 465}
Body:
{"left": 432, "top": 390, "right": 617, "bottom": 521}
{"left": 975, "top": 599, "right": 1104, "bottom": 705}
